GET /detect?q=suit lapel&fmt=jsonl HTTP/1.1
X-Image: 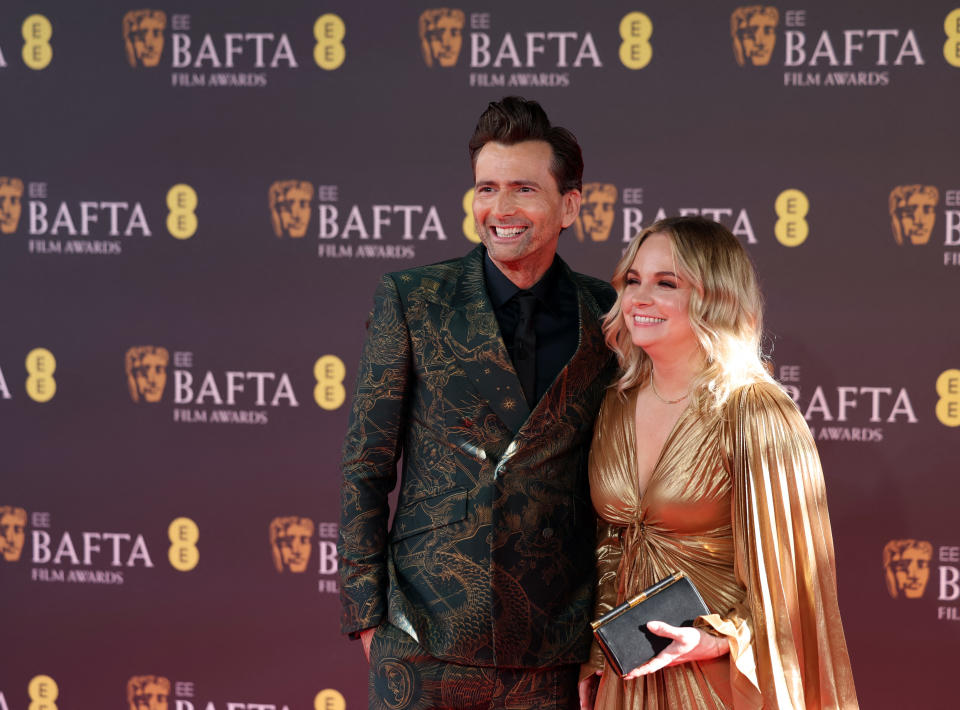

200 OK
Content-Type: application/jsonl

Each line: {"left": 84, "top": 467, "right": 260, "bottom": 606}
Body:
{"left": 446, "top": 248, "right": 531, "bottom": 433}
{"left": 521, "top": 262, "right": 609, "bottom": 431}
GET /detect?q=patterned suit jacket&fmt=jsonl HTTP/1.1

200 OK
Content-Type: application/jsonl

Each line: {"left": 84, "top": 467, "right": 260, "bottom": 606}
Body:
{"left": 338, "top": 245, "right": 616, "bottom": 668}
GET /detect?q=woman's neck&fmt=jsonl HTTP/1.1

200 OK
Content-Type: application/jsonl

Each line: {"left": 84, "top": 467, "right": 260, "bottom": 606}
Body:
{"left": 646, "top": 347, "right": 705, "bottom": 401}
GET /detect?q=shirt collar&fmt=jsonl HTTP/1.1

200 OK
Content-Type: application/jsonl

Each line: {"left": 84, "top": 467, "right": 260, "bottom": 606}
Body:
{"left": 483, "top": 250, "right": 561, "bottom": 310}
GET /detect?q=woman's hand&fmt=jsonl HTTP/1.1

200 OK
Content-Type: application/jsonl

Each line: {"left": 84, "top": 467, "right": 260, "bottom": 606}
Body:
{"left": 623, "top": 622, "right": 729, "bottom": 679}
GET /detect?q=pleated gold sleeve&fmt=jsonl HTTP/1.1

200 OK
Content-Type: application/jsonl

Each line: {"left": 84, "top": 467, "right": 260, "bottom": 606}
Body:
{"left": 587, "top": 381, "right": 858, "bottom": 709}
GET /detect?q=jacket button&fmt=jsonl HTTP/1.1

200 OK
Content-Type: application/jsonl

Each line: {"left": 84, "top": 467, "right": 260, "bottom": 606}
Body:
{"left": 542, "top": 527, "right": 554, "bottom": 538}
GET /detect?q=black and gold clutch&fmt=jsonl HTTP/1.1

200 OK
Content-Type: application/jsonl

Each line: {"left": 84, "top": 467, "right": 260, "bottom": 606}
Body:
{"left": 591, "top": 571, "right": 709, "bottom": 677}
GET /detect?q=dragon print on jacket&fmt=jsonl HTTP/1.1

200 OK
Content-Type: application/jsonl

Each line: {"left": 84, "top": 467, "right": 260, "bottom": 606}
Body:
{"left": 339, "top": 245, "right": 616, "bottom": 668}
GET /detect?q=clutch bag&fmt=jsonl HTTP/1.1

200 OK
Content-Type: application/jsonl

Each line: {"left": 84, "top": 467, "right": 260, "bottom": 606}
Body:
{"left": 590, "top": 571, "right": 709, "bottom": 677}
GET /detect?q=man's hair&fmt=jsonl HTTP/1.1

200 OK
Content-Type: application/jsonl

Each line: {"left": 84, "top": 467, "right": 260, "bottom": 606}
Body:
{"left": 468, "top": 96, "right": 583, "bottom": 194}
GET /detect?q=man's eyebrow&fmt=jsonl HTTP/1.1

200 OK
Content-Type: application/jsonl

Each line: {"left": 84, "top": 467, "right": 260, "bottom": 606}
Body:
{"left": 475, "top": 179, "right": 542, "bottom": 188}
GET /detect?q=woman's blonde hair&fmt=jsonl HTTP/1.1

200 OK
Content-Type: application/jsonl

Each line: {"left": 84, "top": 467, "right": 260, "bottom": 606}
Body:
{"left": 604, "top": 216, "right": 772, "bottom": 408}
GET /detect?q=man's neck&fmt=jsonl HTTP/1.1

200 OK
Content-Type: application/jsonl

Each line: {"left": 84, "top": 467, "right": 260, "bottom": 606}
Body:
{"left": 488, "top": 254, "right": 555, "bottom": 290}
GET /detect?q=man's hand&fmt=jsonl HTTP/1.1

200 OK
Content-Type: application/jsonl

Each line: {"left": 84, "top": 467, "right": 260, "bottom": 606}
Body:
{"left": 360, "top": 627, "right": 376, "bottom": 662}
{"left": 623, "top": 622, "right": 729, "bottom": 679}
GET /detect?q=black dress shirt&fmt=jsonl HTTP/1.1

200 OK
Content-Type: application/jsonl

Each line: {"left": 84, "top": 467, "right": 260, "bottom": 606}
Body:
{"left": 483, "top": 251, "right": 580, "bottom": 405}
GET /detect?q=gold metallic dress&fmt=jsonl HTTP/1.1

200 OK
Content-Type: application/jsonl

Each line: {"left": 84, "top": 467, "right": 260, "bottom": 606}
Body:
{"left": 587, "top": 381, "right": 858, "bottom": 709}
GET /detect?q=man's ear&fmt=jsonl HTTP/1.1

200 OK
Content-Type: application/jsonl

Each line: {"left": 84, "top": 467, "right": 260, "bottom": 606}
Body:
{"left": 560, "top": 189, "right": 582, "bottom": 229}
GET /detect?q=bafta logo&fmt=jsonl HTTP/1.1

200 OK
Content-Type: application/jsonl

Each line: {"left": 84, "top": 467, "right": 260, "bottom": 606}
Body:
{"left": 574, "top": 183, "right": 618, "bottom": 242}
{"left": 123, "top": 10, "right": 167, "bottom": 67}
{"left": 0, "top": 506, "right": 26, "bottom": 562}
{"left": 883, "top": 539, "right": 933, "bottom": 599}
{"left": 419, "top": 8, "right": 465, "bottom": 67}
{"left": 125, "top": 346, "right": 169, "bottom": 403}
{"left": 889, "top": 184, "right": 939, "bottom": 246}
{"left": 269, "top": 180, "right": 314, "bottom": 238}
{"left": 0, "top": 177, "right": 24, "bottom": 235}
{"left": 270, "top": 516, "right": 314, "bottom": 573}
{"left": 731, "top": 6, "right": 779, "bottom": 67}
{"left": 127, "top": 675, "right": 170, "bottom": 710}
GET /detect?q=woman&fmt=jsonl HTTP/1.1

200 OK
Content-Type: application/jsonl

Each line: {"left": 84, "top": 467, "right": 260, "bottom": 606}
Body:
{"left": 580, "top": 216, "right": 857, "bottom": 709}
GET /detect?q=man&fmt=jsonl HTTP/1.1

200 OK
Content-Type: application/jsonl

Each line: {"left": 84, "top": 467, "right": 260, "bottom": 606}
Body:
{"left": 339, "top": 97, "right": 616, "bottom": 709}
{"left": 270, "top": 515, "right": 314, "bottom": 573}
{"left": 730, "top": 6, "right": 779, "bottom": 67}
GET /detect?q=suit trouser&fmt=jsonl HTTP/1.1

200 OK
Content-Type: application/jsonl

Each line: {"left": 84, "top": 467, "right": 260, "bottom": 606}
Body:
{"left": 368, "top": 621, "right": 580, "bottom": 710}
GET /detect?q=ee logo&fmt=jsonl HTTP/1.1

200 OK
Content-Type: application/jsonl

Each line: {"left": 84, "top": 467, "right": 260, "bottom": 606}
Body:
{"left": 314, "top": 355, "right": 346, "bottom": 410}
{"left": 936, "top": 369, "right": 960, "bottom": 427}
{"left": 315, "top": 690, "right": 345, "bottom": 710}
{"left": 28, "top": 675, "right": 58, "bottom": 710}
{"left": 22, "top": 15, "right": 53, "bottom": 70}
{"left": 774, "top": 189, "right": 809, "bottom": 247}
{"left": 168, "top": 517, "right": 199, "bottom": 571}
{"left": 944, "top": 10, "right": 960, "bottom": 67}
{"left": 619, "top": 12, "right": 653, "bottom": 69}
{"left": 167, "top": 184, "right": 198, "bottom": 240}
{"left": 314, "top": 14, "right": 346, "bottom": 70}
{"left": 462, "top": 188, "right": 480, "bottom": 243}
{"left": 26, "top": 348, "right": 56, "bottom": 403}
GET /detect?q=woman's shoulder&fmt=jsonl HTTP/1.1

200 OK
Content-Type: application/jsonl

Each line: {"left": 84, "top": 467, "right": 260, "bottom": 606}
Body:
{"left": 725, "top": 379, "right": 805, "bottom": 427}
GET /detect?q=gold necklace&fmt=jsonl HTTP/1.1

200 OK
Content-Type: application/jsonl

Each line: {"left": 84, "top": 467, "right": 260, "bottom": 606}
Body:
{"left": 650, "top": 377, "right": 689, "bottom": 405}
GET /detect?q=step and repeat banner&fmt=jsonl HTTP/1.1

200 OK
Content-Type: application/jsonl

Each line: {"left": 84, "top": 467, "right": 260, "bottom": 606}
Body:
{"left": 2, "top": 1, "right": 959, "bottom": 708}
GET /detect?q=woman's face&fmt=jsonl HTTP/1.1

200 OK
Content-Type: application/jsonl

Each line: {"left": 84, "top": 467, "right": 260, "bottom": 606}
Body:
{"left": 621, "top": 232, "right": 699, "bottom": 359}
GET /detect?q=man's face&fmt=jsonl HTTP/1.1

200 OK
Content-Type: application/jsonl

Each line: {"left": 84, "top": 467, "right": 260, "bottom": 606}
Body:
{"left": 580, "top": 188, "right": 616, "bottom": 241}
{"left": 739, "top": 14, "right": 777, "bottom": 66}
{"left": 473, "top": 140, "right": 579, "bottom": 280}
{"left": 134, "top": 354, "right": 167, "bottom": 402}
{"left": 0, "top": 183, "right": 23, "bottom": 234}
{"left": 0, "top": 512, "right": 26, "bottom": 562}
{"left": 892, "top": 547, "right": 931, "bottom": 599}
{"left": 130, "top": 681, "right": 168, "bottom": 710}
{"left": 131, "top": 16, "right": 165, "bottom": 67}
{"left": 895, "top": 193, "right": 937, "bottom": 245}
{"left": 425, "top": 15, "right": 462, "bottom": 66}
{"left": 278, "top": 186, "right": 312, "bottom": 237}
{"left": 278, "top": 523, "right": 311, "bottom": 572}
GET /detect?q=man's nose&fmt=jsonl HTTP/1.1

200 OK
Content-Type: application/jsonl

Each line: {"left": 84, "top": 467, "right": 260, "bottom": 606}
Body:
{"left": 493, "top": 191, "right": 517, "bottom": 218}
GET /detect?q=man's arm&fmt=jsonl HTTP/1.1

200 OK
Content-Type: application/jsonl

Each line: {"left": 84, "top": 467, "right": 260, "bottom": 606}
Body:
{"left": 338, "top": 274, "right": 412, "bottom": 637}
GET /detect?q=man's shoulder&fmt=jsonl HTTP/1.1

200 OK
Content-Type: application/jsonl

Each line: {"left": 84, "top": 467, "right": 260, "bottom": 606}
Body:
{"left": 381, "top": 250, "right": 477, "bottom": 302}
{"left": 568, "top": 269, "right": 616, "bottom": 311}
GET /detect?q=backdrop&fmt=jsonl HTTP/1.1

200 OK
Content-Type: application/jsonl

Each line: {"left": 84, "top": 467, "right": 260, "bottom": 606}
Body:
{"left": 2, "top": 1, "right": 959, "bottom": 709}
